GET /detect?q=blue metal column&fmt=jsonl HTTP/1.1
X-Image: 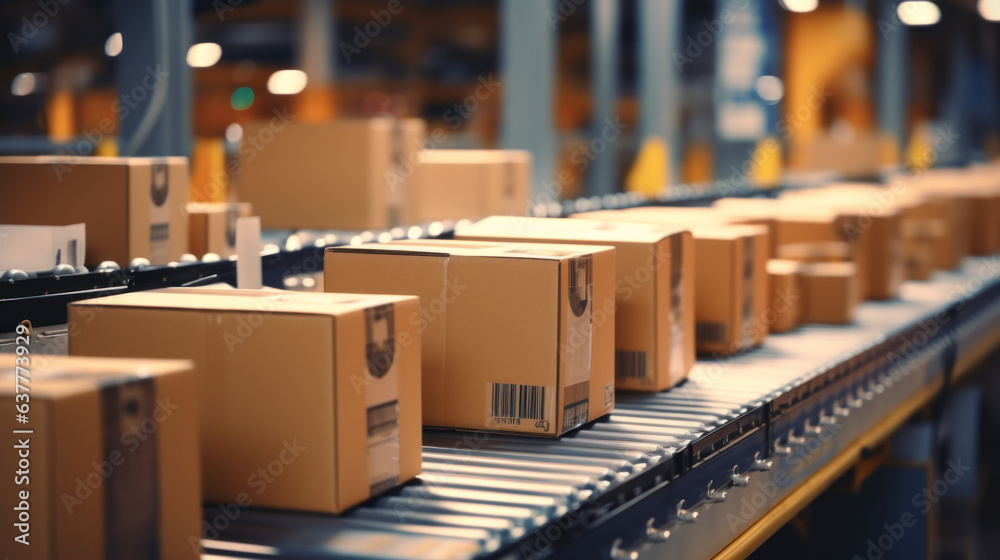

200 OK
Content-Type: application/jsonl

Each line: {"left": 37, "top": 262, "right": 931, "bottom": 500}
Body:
{"left": 113, "top": 0, "right": 192, "bottom": 157}
{"left": 637, "top": 0, "right": 681, "bottom": 186}
{"left": 500, "top": 0, "right": 556, "bottom": 203}
{"left": 588, "top": 0, "right": 620, "bottom": 196}
{"left": 877, "top": 0, "right": 907, "bottom": 162}
{"left": 299, "top": 0, "right": 335, "bottom": 84}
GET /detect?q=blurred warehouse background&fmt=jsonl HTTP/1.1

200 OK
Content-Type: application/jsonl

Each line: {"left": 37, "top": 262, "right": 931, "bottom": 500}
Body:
{"left": 0, "top": 0, "right": 997, "bottom": 200}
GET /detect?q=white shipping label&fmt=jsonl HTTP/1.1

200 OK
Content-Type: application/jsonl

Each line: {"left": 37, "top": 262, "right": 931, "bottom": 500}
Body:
{"left": 149, "top": 162, "right": 171, "bottom": 265}
{"left": 669, "top": 235, "right": 686, "bottom": 377}
{"left": 564, "top": 255, "right": 593, "bottom": 387}
{"left": 364, "top": 304, "right": 401, "bottom": 495}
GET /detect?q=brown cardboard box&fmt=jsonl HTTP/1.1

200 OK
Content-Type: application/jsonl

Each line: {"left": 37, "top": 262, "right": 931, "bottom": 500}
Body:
{"left": 850, "top": 208, "right": 902, "bottom": 300}
{"left": 901, "top": 218, "right": 946, "bottom": 281}
{"left": 581, "top": 206, "right": 777, "bottom": 256}
{"left": 892, "top": 176, "right": 970, "bottom": 269}
{"left": 909, "top": 169, "right": 1000, "bottom": 257}
{"left": 186, "top": 202, "right": 252, "bottom": 258}
{"left": 776, "top": 242, "right": 853, "bottom": 263}
{"left": 454, "top": 216, "right": 694, "bottom": 391}
{"left": 234, "top": 118, "right": 426, "bottom": 230}
{"left": 325, "top": 239, "right": 616, "bottom": 435}
{"left": 686, "top": 226, "right": 770, "bottom": 354}
{"left": 801, "top": 262, "right": 858, "bottom": 324}
{"left": 776, "top": 190, "right": 903, "bottom": 300}
{"left": 568, "top": 210, "right": 769, "bottom": 354}
{"left": 0, "top": 156, "right": 189, "bottom": 266}
{"left": 68, "top": 290, "right": 421, "bottom": 513}
{"left": 766, "top": 259, "right": 804, "bottom": 333}
{"left": 900, "top": 196, "right": 966, "bottom": 270}
{"left": 407, "top": 150, "right": 531, "bottom": 223}
{"left": 797, "top": 131, "right": 885, "bottom": 179}
{"left": 0, "top": 355, "right": 200, "bottom": 560}
{"left": 713, "top": 198, "right": 844, "bottom": 257}
{"left": 968, "top": 191, "right": 1000, "bottom": 255}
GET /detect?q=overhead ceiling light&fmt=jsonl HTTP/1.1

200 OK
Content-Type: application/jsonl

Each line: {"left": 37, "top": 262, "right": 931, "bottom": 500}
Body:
{"left": 755, "top": 75, "right": 784, "bottom": 104}
{"left": 11, "top": 72, "right": 42, "bottom": 96}
{"left": 187, "top": 42, "right": 223, "bottom": 68}
{"left": 779, "top": 0, "right": 819, "bottom": 13}
{"left": 897, "top": 1, "right": 941, "bottom": 26}
{"left": 104, "top": 32, "right": 123, "bottom": 57}
{"left": 267, "top": 69, "right": 308, "bottom": 95}
{"left": 225, "top": 123, "right": 243, "bottom": 143}
{"left": 979, "top": 0, "right": 1000, "bottom": 21}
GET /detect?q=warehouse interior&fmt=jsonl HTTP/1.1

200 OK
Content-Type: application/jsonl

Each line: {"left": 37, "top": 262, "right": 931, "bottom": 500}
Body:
{"left": 1, "top": 0, "right": 1000, "bottom": 559}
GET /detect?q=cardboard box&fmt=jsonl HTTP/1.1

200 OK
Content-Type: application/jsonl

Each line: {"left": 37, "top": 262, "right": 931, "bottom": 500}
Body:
{"left": 454, "top": 216, "right": 695, "bottom": 391}
{"left": 900, "top": 196, "right": 967, "bottom": 270}
{"left": 775, "top": 242, "right": 852, "bottom": 263}
{"left": 407, "top": 150, "right": 531, "bottom": 223}
{"left": 686, "top": 226, "right": 770, "bottom": 354}
{"left": 854, "top": 206, "right": 903, "bottom": 300}
{"left": 0, "top": 156, "right": 189, "bottom": 266}
{"left": 801, "top": 262, "right": 858, "bottom": 324}
{"left": 325, "top": 240, "right": 616, "bottom": 435}
{"left": 901, "top": 218, "right": 945, "bottom": 281}
{"left": 582, "top": 206, "right": 777, "bottom": 256}
{"left": 68, "top": 290, "right": 422, "bottom": 513}
{"left": 794, "top": 131, "right": 888, "bottom": 179}
{"left": 234, "top": 118, "right": 426, "bottom": 230}
{"left": 714, "top": 198, "right": 847, "bottom": 257}
{"left": 766, "top": 259, "right": 804, "bottom": 333}
{"left": 186, "top": 202, "right": 253, "bottom": 258}
{"left": 909, "top": 169, "right": 1000, "bottom": 256}
{"left": 0, "top": 355, "right": 200, "bottom": 560}
{"left": 776, "top": 191, "right": 903, "bottom": 300}
{"left": 891, "top": 176, "right": 970, "bottom": 269}
{"left": 968, "top": 192, "right": 1000, "bottom": 255}
{"left": 568, "top": 210, "right": 769, "bottom": 354}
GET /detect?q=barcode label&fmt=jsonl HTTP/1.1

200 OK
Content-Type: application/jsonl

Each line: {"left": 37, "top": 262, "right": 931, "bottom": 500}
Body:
{"left": 562, "top": 400, "right": 590, "bottom": 432}
{"left": 491, "top": 383, "right": 547, "bottom": 420}
{"left": 367, "top": 400, "right": 400, "bottom": 497}
{"left": 697, "top": 321, "right": 727, "bottom": 344}
{"left": 669, "top": 234, "right": 686, "bottom": 379}
{"left": 616, "top": 350, "right": 648, "bottom": 380}
{"left": 741, "top": 236, "right": 756, "bottom": 348}
{"left": 367, "top": 401, "right": 399, "bottom": 438}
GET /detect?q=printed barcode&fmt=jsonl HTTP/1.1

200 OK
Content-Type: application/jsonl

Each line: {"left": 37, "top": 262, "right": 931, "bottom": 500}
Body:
{"left": 491, "top": 383, "right": 547, "bottom": 420}
{"left": 697, "top": 321, "right": 727, "bottom": 343}
{"left": 367, "top": 401, "right": 399, "bottom": 438}
{"left": 742, "top": 237, "right": 756, "bottom": 346}
{"left": 562, "top": 400, "right": 590, "bottom": 432}
{"left": 150, "top": 223, "right": 169, "bottom": 242}
{"left": 616, "top": 350, "right": 648, "bottom": 380}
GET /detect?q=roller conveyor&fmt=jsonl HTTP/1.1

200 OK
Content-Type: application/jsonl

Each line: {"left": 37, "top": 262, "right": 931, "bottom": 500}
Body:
{"left": 196, "top": 258, "right": 1000, "bottom": 560}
